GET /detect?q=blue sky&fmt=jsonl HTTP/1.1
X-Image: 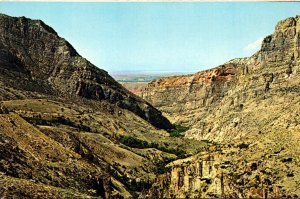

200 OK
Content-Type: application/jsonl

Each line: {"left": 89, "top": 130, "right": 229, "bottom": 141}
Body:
{"left": 1, "top": 2, "right": 300, "bottom": 73}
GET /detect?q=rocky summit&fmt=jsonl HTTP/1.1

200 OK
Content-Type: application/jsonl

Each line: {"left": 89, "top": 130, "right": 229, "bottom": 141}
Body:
{"left": 139, "top": 16, "right": 300, "bottom": 198}
{"left": 1, "top": 12, "right": 300, "bottom": 198}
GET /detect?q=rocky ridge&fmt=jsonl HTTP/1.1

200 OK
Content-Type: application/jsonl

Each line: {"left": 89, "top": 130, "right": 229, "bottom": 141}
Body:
{"left": 142, "top": 16, "right": 300, "bottom": 141}
{"left": 0, "top": 13, "right": 172, "bottom": 130}
{"left": 140, "top": 16, "right": 300, "bottom": 198}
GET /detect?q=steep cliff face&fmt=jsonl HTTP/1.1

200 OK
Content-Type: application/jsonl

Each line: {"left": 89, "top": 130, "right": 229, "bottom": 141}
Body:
{"left": 142, "top": 63, "right": 237, "bottom": 127}
{"left": 142, "top": 16, "right": 300, "bottom": 141}
{"left": 141, "top": 16, "right": 300, "bottom": 198}
{"left": 0, "top": 14, "right": 172, "bottom": 130}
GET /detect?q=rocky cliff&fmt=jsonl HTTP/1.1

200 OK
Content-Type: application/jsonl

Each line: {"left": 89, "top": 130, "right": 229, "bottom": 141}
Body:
{"left": 142, "top": 16, "right": 300, "bottom": 141}
{"left": 0, "top": 13, "right": 172, "bottom": 130}
{"left": 142, "top": 63, "right": 237, "bottom": 129}
{"left": 146, "top": 132, "right": 300, "bottom": 198}
{"left": 141, "top": 16, "right": 300, "bottom": 198}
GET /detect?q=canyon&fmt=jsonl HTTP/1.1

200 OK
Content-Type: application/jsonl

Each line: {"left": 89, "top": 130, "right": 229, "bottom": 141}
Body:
{"left": 1, "top": 13, "right": 300, "bottom": 198}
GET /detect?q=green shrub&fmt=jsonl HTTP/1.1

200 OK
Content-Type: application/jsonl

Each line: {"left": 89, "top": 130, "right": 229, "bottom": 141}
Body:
{"left": 118, "top": 135, "right": 150, "bottom": 149}
{"left": 153, "top": 158, "right": 173, "bottom": 174}
{"left": 117, "top": 135, "right": 186, "bottom": 158}
{"left": 168, "top": 124, "right": 189, "bottom": 137}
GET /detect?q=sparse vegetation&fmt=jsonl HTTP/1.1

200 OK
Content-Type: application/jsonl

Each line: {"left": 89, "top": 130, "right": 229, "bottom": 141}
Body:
{"left": 117, "top": 135, "right": 186, "bottom": 158}
{"left": 118, "top": 135, "right": 150, "bottom": 149}
{"left": 153, "top": 157, "right": 174, "bottom": 174}
{"left": 22, "top": 115, "right": 91, "bottom": 132}
{"left": 168, "top": 124, "right": 189, "bottom": 137}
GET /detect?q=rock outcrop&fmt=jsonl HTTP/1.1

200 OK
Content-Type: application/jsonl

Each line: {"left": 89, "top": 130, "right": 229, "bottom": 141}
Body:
{"left": 0, "top": 13, "right": 172, "bottom": 130}
{"left": 146, "top": 142, "right": 297, "bottom": 198}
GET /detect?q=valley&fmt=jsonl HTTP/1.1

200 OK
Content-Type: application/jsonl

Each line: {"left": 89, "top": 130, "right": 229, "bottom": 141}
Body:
{"left": 0, "top": 13, "right": 300, "bottom": 198}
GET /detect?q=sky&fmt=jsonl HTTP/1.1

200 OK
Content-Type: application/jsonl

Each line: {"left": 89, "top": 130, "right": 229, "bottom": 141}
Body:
{"left": 1, "top": 2, "right": 300, "bottom": 73}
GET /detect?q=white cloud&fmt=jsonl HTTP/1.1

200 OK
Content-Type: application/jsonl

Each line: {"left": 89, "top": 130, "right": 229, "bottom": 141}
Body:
{"left": 243, "top": 37, "right": 264, "bottom": 51}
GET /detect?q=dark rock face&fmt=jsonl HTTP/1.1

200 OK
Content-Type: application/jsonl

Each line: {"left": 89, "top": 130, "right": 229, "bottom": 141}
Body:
{"left": 0, "top": 14, "right": 172, "bottom": 130}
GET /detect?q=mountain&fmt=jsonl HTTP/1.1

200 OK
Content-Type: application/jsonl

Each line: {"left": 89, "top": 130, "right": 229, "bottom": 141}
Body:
{"left": 142, "top": 16, "right": 300, "bottom": 142}
{"left": 0, "top": 14, "right": 210, "bottom": 198}
{"left": 0, "top": 13, "right": 172, "bottom": 130}
{"left": 139, "top": 16, "right": 300, "bottom": 197}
